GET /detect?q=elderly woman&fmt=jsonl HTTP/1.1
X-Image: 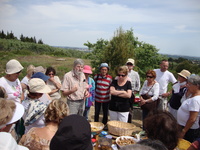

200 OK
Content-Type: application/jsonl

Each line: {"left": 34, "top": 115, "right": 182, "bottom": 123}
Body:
{"left": 19, "top": 100, "right": 69, "bottom": 150}
{"left": 0, "top": 59, "right": 24, "bottom": 103}
{"left": 139, "top": 70, "right": 159, "bottom": 121}
{"left": 22, "top": 78, "right": 51, "bottom": 133}
{"left": 168, "top": 69, "right": 191, "bottom": 119}
{"left": 109, "top": 66, "right": 132, "bottom": 122}
{"left": 177, "top": 75, "right": 200, "bottom": 143}
{"left": 45, "top": 67, "right": 61, "bottom": 100}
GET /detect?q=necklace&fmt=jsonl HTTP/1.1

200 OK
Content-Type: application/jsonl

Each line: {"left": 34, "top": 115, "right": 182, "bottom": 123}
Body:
{"left": 46, "top": 126, "right": 58, "bottom": 132}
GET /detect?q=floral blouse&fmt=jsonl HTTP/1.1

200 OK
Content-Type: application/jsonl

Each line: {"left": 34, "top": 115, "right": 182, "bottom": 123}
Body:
{"left": 19, "top": 127, "right": 51, "bottom": 150}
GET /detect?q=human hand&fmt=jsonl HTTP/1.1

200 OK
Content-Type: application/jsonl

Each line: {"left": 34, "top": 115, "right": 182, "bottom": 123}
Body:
{"left": 72, "top": 84, "right": 78, "bottom": 92}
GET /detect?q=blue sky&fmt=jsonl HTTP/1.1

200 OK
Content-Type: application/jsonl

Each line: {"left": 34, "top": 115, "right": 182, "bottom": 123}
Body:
{"left": 0, "top": 0, "right": 200, "bottom": 57}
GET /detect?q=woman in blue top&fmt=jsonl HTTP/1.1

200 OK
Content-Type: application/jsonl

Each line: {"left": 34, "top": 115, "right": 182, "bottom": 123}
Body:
{"left": 83, "top": 65, "right": 95, "bottom": 120}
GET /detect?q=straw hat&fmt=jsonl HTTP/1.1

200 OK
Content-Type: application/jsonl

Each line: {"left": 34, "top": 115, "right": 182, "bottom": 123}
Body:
{"left": 178, "top": 69, "right": 191, "bottom": 79}
{"left": 28, "top": 78, "right": 51, "bottom": 93}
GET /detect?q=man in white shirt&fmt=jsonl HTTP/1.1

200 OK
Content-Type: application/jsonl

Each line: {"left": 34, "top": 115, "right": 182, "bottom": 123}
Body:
{"left": 154, "top": 60, "right": 177, "bottom": 111}
{"left": 126, "top": 58, "right": 140, "bottom": 123}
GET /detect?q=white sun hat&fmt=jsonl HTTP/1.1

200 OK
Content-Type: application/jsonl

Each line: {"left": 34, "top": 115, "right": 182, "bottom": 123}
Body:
{"left": 5, "top": 59, "right": 24, "bottom": 74}
{"left": 28, "top": 78, "right": 51, "bottom": 93}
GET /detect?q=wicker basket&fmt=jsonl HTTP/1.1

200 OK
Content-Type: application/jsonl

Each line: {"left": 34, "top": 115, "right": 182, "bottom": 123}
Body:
{"left": 107, "top": 121, "right": 136, "bottom": 136}
{"left": 90, "top": 122, "right": 104, "bottom": 133}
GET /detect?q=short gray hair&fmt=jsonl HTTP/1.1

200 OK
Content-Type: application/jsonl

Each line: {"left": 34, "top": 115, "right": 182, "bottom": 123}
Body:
{"left": 188, "top": 75, "right": 200, "bottom": 89}
{"left": 73, "top": 59, "right": 84, "bottom": 68}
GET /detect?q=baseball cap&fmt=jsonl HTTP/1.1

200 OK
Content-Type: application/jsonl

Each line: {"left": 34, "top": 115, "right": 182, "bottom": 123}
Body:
{"left": 126, "top": 58, "right": 135, "bottom": 66}
{"left": 31, "top": 72, "right": 50, "bottom": 81}
{"left": 28, "top": 78, "right": 51, "bottom": 93}
{"left": 5, "top": 59, "right": 24, "bottom": 74}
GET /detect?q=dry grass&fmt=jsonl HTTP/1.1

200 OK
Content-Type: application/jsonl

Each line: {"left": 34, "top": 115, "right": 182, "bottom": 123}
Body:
{"left": 0, "top": 55, "right": 91, "bottom": 81}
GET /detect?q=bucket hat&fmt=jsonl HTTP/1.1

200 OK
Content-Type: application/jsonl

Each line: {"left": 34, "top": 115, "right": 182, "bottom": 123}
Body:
{"left": 126, "top": 58, "right": 135, "bottom": 66}
{"left": 31, "top": 72, "right": 50, "bottom": 81}
{"left": 50, "top": 114, "right": 92, "bottom": 150}
{"left": 83, "top": 65, "right": 92, "bottom": 74}
{"left": 5, "top": 59, "right": 24, "bottom": 74}
{"left": 0, "top": 132, "right": 28, "bottom": 150}
{"left": 177, "top": 69, "right": 191, "bottom": 79}
{"left": 99, "top": 63, "right": 109, "bottom": 70}
{"left": 28, "top": 78, "right": 51, "bottom": 93}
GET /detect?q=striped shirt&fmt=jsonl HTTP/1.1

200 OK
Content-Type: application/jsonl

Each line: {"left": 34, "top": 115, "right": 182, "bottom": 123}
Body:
{"left": 94, "top": 74, "right": 112, "bottom": 103}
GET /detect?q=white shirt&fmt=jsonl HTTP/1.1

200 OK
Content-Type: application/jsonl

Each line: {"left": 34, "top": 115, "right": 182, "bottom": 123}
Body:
{"left": 21, "top": 76, "right": 29, "bottom": 85}
{"left": 177, "top": 96, "right": 200, "bottom": 129}
{"left": 139, "top": 80, "right": 160, "bottom": 101}
{"left": 0, "top": 77, "right": 22, "bottom": 103}
{"left": 127, "top": 70, "right": 140, "bottom": 92}
{"left": 154, "top": 69, "right": 177, "bottom": 95}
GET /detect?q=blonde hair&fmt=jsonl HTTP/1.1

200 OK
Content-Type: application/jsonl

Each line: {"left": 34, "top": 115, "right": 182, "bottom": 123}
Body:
{"left": 0, "top": 99, "right": 16, "bottom": 126}
{"left": 27, "top": 64, "right": 35, "bottom": 76}
{"left": 0, "top": 86, "right": 8, "bottom": 98}
{"left": 44, "top": 100, "right": 69, "bottom": 124}
{"left": 118, "top": 66, "right": 129, "bottom": 75}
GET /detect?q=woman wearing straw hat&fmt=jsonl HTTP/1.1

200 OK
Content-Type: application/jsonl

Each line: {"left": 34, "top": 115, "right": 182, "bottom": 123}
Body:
{"left": 22, "top": 78, "right": 51, "bottom": 133}
{"left": 0, "top": 59, "right": 24, "bottom": 103}
{"left": 177, "top": 75, "right": 200, "bottom": 142}
{"left": 168, "top": 69, "right": 191, "bottom": 120}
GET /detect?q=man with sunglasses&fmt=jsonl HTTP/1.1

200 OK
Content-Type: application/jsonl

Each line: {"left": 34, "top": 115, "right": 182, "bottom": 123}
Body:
{"left": 126, "top": 58, "right": 140, "bottom": 123}
{"left": 154, "top": 60, "right": 177, "bottom": 111}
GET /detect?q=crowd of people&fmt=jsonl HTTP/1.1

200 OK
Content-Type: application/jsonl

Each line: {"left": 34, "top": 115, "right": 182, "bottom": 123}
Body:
{"left": 0, "top": 58, "right": 200, "bottom": 150}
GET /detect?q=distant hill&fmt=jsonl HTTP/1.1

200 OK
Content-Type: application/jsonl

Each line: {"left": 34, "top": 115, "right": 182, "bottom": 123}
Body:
{"left": 160, "top": 53, "right": 200, "bottom": 61}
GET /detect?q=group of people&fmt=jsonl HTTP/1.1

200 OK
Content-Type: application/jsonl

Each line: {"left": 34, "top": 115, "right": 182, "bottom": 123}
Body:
{"left": 0, "top": 57, "right": 200, "bottom": 150}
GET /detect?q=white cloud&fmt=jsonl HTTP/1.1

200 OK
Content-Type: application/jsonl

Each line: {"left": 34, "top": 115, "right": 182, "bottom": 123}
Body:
{"left": 0, "top": 0, "right": 200, "bottom": 57}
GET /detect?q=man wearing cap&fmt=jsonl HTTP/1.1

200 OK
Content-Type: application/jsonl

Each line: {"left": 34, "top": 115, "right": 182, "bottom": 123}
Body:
{"left": 126, "top": 58, "right": 140, "bottom": 123}
{"left": 0, "top": 59, "right": 24, "bottom": 103}
{"left": 154, "top": 60, "right": 177, "bottom": 111}
{"left": 61, "top": 59, "right": 89, "bottom": 116}
{"left": 94, "top": 63, "right": 112, "bottom": 125}
{"left": 168, "top": 69, "right": 191, "bottom": 119}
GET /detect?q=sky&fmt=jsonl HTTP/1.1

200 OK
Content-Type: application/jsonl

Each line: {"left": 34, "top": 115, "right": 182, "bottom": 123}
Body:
{"left": 0, "top": 0, "right": 200, "bottom": 57}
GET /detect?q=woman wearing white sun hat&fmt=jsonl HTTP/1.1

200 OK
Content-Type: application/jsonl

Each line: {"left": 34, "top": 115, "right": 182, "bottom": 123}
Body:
{"left": 22, "top": 78, "right": 51, "bottom": 133}
{"left": 0, "top": 98, "right": 28, "bottom": 150}
{"left": 0, "top": 59, "right": 24, "bottom": 103}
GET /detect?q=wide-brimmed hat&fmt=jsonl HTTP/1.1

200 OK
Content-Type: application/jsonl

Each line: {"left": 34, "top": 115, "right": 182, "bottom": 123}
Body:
{"left": 7, "top": 102, "right": 25, "bottom": 125}
{"left": 126, "top": 58, "right": 135, "bottom": 66}
{"left": 99, "top": 63, "right": 109, "bottom": 70}
{"left": 31, "top": 72, "right": 50, "bottom": 81}
{"left": 50, "top": 114, "right": 92, "bottom": 150}
{"left": 0, "top": 132, "right": 28, "bottom": 150}
{"left": 34, "top": 66, "right": 46, "bottom": 74}
{"left": 83, "top": 65, "right": 92, "bottom": 74}
{"left": 5, "top": 59, "right": 24, "bottom": 74}
{"left": 28, "top": 78, "right": 51, "bottom": 93}
{"left": 178, "top": 69, "right": 191, "bottom": 79}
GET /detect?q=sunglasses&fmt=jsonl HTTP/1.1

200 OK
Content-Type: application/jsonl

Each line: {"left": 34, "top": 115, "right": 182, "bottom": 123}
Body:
{"left": 126, "top": 63, "right": 133, "bottom": 66}
{"left": 117, "top": 74, "right": 126, "bottom": 77}
{"left": 146, "top": 76, "right": 153, "bottom": 78}
{"left": 48, "top": 73, "right": 54, "bottom": 76}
